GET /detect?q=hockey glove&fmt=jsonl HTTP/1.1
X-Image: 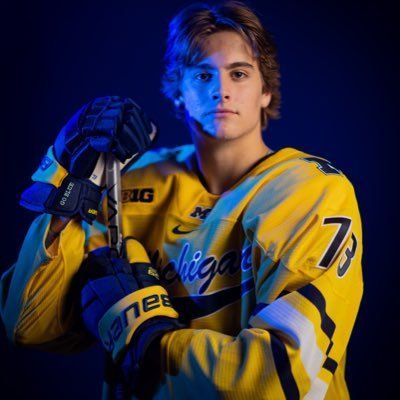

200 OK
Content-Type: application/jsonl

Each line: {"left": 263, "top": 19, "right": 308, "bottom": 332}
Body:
{"left": 80, "top": 238, "right": 182, "bottom": 375}
{"left": 20, "top": 96, "right": 156, "bottom": 223}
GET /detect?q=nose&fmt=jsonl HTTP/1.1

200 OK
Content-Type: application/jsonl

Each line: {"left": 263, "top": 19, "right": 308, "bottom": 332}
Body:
{"left": 212, "top": 92, "right": 230, "bottom": 101}
{"left": 211, "top": 74, "right": 231, "bottom": 102}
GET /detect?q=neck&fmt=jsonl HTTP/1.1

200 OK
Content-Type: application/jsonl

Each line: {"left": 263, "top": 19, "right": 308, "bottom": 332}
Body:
{"left": 190, "top": 125, "right": 272, "bottom": 195}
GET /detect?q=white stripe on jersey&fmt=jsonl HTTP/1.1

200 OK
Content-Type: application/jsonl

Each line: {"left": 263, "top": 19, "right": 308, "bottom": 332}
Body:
{"left": 249, "top": 298, "right": 324, "bottom": 384}
{"left": 304, "top": 377, "right": 329, "bottom": 400}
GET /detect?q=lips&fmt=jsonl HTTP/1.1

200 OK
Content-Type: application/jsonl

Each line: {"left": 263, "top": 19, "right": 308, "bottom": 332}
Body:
{"left": 207, "top": 109, "right": 238, "bottom": 115}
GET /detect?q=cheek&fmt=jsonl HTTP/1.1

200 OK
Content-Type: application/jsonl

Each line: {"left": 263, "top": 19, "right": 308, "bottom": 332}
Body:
{"left": 183, "top": 88, "right": 208, "bottom": 117}
{"left": 237, "top": 78, "right": 266, "bottom": 110}
{"left": 236, "top": 88, "right": 263, "bottom": 113}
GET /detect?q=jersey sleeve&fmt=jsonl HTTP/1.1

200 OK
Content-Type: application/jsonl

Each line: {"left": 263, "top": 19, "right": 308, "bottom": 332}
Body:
{"left": 156, "top": 169, "right": 363, "bottom": 399}
{"left": 0, "top": 212, "right": 108, "bottom": 352}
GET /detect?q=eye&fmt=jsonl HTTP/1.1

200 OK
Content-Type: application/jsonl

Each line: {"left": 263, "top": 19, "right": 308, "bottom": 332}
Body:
{"left": 195, "top": 72, "right": 212, "bottom": 81}
{"left": 232, "top": 71, "right": 248, "bottom": 80}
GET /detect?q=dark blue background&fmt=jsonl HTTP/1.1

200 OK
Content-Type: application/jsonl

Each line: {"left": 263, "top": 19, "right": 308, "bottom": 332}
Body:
{"left": 1, "top": 0, "right": 398, "bottom": 398}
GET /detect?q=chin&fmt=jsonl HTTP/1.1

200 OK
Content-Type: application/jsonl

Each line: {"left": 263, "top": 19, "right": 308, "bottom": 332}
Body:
{"left": 214, "top": 130, "right": 241, "bottom": 140}
{"left": 204, "top": 122, "right": 242, "bottom": 140}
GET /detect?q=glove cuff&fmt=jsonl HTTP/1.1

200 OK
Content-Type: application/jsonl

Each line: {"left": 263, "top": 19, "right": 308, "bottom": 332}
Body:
{"left": 31, "top": 146, "right": 69, "bottom": 186}
{"left": 20, "top": 146, "right": 103, "bottom": 224}
{"left": 98, "top": 285, "right": 179, "bottom": 362}
{"left": 119, "top": 317, "right": 184, "bottom": 394}
{"left": 21, "top": 174, "right": 102, "bottom": 224}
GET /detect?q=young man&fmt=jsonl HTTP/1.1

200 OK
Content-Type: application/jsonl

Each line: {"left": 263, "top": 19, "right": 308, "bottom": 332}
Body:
{"left": 0, "top": 2, "right": 363, "bottom": 399}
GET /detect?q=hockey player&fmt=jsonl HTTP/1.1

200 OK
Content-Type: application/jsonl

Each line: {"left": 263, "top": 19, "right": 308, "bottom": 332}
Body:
{"left": 0, "top": 2, "right": 363, "bottom": 399}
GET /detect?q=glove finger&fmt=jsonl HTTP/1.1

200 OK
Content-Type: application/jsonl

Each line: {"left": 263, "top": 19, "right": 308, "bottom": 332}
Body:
{"left": 112, "top": 257, "right": 134, "bottom": 275}
{"left": 84, "top": 97, "right": 123, "bottom": 134}
{"left": 125, "top": 114, "right": 151, "bottom": 150}
{"left": 124, "top": 237, "right": 151, "bottom": 263}
{"left": 112, "top": 131, "right": 133, "bottom": 162}
{"left": 121, "top": 117, "right": 153, "bottom": 157}
{"left": 85, "top": 277, "right": 123, "bottom": 308}
{"left": 81, "top": 115, "right": 116, "bottom": 136}
{"left": 63, "top": 129, "right": 84, "bottom": 156}
{"left": 123, "top": 98, "right": 154, "bottom": 141}
{"left": 123, "top": 101, "right": 153, "bottom": 134}
{"left": 111, "top": 258, "right": 138, "bottom": 296}
{"left": 89, "top": 134, "right": 114, "bottom": 153}
{"left": 122, "top": 98, "right": 141, "bottom": 112}
{"left": 137, "top": 107, "right": 154, "bottom": 139}
{"left": 73, "top": 102, "right": 92, "bottom": 129}
{"left": 123, "top": 107, "right": 150, "bottom": 144}
{"left": 69, "top": 140, "right": 100, "bottom": 178}
{"left": 54, "top": 121, "right": 84, "bottom": 168}
{"left": 115, "top": 272, "right": 141, "bottom": 295}
{"left": 135, "top": 109, "right": 154, "bottom": 148}
{"left": 117, "top": 123, "right": 143, "bottom": 156}
{"left": 88, "top": 96, "right": 123, "bottom": 115}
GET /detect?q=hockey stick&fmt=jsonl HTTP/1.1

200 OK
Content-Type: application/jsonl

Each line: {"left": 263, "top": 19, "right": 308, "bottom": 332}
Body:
{"left": 100, "top": 124, "right": 157, "bottom": 399}
{"left": 102, "top": 153, "right": 124, "bottom": 400}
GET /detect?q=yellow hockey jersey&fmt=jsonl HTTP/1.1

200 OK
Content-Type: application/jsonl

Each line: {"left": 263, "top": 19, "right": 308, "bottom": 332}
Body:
{"left": 0, "top": 145, "right": 363, "bottom": 399}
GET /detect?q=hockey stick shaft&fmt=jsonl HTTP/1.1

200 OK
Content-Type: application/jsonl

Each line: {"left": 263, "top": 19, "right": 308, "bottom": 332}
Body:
{"left": 103, "top": 153, "right": 125, "bottom": 400}
{"left": 105, "top": 153, "right": 123, "bottom": 258}
{"left": 101, "top": 122, "right": 157, "bottom": 399}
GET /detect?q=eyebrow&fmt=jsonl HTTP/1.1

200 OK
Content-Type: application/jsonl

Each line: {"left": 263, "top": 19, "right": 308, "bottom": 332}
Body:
{"left": 193, "top": 61, "right": 255, "bottom": 70}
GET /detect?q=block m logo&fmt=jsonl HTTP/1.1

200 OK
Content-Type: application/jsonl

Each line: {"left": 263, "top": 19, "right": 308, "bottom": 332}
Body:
{"left": 190, "top": 206, "right": 212, "bottom": 220}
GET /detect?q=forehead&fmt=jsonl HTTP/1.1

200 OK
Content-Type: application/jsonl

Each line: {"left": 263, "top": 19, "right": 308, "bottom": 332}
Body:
{"left": 193, "top": 30, "right": 255, "bottom": 67}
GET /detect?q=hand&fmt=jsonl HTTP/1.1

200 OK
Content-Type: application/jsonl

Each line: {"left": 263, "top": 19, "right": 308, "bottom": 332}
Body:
{"left": 79, "top": 239, "right": 182, "bottom": 382}
{"left": 54, "top": 96, "right": 155, "bottom": 178}
{"left": 20, "top": 96, "right": 157, "bottom": 223}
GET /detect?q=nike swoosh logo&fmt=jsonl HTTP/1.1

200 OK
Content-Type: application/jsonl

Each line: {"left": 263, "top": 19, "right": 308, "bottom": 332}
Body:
{"left": 172, "top": 225, "right": 197, "bottom": 235}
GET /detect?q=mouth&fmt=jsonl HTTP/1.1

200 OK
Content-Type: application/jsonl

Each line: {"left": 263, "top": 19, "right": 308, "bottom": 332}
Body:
{"left": 206, "top": 109, "right": 238, "bottom": 116}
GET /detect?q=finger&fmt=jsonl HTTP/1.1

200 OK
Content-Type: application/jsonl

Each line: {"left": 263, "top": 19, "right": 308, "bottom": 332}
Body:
{"left": 112, "top": 129, "right": 133, "bottom": 162}
{"left": 137, "top": 107, "right": 153, "bottom": 136}
{"left": 117, "top": 123, "right": 142, "bottom": 156}
{"left": 89, "top": 135, "right": 113, "bottom": 152}
{"left": 124, "top": 106, "right": 149, "bottom": 140}
{"left": 124, "top": 237, "right": 151, "bottom": 264}
{"left": 124, "top": 114, "right": 151, "bottom": 150}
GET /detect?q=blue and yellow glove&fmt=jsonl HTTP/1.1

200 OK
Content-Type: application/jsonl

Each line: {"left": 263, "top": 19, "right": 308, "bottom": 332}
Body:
{"left": 20, "top": 96, "right": 156, "bottom": 223}
{"left": 79, "top": 238, "right": 182, "bottom": 390}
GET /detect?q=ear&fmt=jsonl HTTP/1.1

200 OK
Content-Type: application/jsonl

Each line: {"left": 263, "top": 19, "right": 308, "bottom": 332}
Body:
{"left": 261, "top": 91, "right": 272, "bottom": 109}
{"left": 174, "top": 95, "right": 184, "bottom": 108}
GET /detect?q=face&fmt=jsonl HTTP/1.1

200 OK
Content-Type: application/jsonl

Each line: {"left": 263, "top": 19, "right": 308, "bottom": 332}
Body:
{"left": 178, "top": 30, "right": 271, "bottom": 141}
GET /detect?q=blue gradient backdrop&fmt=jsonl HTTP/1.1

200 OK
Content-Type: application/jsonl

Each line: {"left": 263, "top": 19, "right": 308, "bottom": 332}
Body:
{"left": 1, "top": 1, "right": 397, "bottom": 398}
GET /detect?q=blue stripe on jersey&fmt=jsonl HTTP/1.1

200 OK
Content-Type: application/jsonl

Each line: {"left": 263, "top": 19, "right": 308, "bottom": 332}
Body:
{"left": 271, "top": 334, "right": 300, "bottom": 400}
{"left": 251, "top": 302, "right": 269, "bottom": 316}
{"left": 298, "top": 284, "right": 336, "bottom": 341}
{"left": 172, "top": 277, "right": 254, "bottom": 321}
{"left": 298, "top": 283, "right": 338, "bottom": 374}
{"left": 322, "top": 357, "right": 338, "bottom": 374}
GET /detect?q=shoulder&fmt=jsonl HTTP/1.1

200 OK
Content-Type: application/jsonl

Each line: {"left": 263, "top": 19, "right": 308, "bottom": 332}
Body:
{"left": 243, "top": 148, "right": 361, "bottom": 264}
{"left": 262, "top": 146, "right": 354, "bottom": 193}
{"left": 246, "top": 147, "right": 358, "bottom": 218}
